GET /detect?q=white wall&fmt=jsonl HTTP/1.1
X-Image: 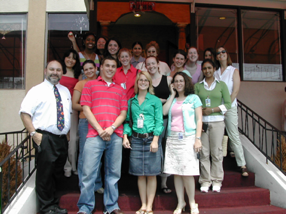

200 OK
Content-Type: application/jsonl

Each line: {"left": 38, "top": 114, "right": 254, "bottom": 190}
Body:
{"left": 46, "top": 0, "right": 87, "bottom": 12}
{"left": 0, "top": 90, "right": 26, "bottom": 133}
{"left": 0, "top": 0, "right": 29, "bottom": 12}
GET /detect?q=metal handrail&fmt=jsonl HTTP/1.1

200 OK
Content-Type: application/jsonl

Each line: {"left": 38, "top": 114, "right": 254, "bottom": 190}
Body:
{"left": 237, "top": 99, "right": 286, "bottom": 175}
{"left": 0, "top": 129, "right": 36, "bottom": 213}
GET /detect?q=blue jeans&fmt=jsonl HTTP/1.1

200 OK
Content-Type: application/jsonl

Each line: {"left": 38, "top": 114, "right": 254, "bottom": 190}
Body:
{"left": 77, "top": 133, "right": 123, "bottom": 214}
{"left": 77, "top": 118, "right": 102, "bottom": 190}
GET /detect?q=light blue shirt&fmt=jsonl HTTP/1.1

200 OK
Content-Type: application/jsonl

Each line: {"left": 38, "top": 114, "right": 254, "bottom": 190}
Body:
{"left": 167, "top": 94, "right": 202, "bottom": 136}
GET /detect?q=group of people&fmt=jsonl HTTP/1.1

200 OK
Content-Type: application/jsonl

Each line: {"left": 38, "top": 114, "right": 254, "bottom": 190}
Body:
{"left": 19, "top": 31, "right": 248, "bottom": 214}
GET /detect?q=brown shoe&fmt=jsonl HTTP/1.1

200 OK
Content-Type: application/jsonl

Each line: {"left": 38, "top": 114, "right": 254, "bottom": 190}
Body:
{"left": 110, "top": 209, "right": 124, "bottom": 214}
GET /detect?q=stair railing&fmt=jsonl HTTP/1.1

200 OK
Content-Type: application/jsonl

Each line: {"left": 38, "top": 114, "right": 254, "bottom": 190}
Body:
{"left": 237, "top": 99, "right": 286, "bottom": 175}
{"left": 0, "top": 129, "right": 36, "bottom": 213}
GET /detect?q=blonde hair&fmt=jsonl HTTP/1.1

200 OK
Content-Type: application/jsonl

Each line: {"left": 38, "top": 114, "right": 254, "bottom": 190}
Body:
{"left": 134, "top": 71, "right": 154, "bottom": 95}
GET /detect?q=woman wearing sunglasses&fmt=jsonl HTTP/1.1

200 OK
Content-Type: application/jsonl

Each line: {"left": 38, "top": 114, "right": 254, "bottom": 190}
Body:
{"left": 214, "top": 46, "right": 248, "bottom": 177}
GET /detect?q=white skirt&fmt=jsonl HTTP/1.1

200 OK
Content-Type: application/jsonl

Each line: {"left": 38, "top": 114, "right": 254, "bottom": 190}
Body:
{"left": 163, "top": 131, "right": 199, "bottom": 176}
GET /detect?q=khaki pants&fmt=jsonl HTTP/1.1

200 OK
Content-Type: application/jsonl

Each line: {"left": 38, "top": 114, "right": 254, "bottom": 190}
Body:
{"left": 199, "top": 121, "right": 225, "bottom": 187}
{"left": 225, "top": 106, "right": 246, "bottom": 167}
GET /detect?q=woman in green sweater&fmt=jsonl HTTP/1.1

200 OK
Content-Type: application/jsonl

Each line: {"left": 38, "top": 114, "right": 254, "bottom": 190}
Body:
{"left": 194, "top": 59, "right": 231, "bottom": 193}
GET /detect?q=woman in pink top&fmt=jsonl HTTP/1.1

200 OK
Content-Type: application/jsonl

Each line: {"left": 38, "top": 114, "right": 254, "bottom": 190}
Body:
{"left": 60, "top": 49, "right": 81, "bottom": 177}
{"left": 185, "top": 47, "right": 203, "bottom": 84}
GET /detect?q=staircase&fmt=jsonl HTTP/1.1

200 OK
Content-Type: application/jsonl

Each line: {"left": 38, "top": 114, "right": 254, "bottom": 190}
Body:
{"left": 57, "top": 155, "right": 286, "bottom": 214}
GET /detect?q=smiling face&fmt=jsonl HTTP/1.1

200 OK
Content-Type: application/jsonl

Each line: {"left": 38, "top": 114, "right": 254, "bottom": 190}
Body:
{"left": 64, "top": 52, "right": 76, "bottom": 69}
{"left": 145, "top": 57, "right": 159, "bottom": 75}
{"left": 202, "top": 61, "right": 215, "bottom": 78}
{"left": 146, "top": 46, "right": 157, "bottom": 57}
{"left": 100, "top": 59, "right": 117, "bottom": 82}
{"left": 173, "top": 74, "right": 185, "bottom": 94}
{"left": 84, "top": 35, "right": 96, "bottom": 50}
{"left": 97, "top": 38, "right": 106, "bottom": 50}
{"left": 173, "top": 53, "right": 186, "bottom": 69}
{"left": 137, "top": 74, "right": 150, "bottom": 91}
{"left": 204, "top": 51, "right": 213, "bottom": 60}
{"left": 108, "top": 40, "right": 119, "bottom": 55}
{"left": 132, "top": 44, "right": 143, "bottom": 57}
{"left": 83, "top": 63, "right": 97, "bottom": 80}
{"left": 45, "top": 61, "right": 63, "bottom": 85}
{"left": 187, "top": 47, "right": 198, "bottom": 63}
{"left": 119, "top": 51, "right": 132, "bottom": 67}
{"left": 216, "top": 47, "right": 227, "bottom": 61}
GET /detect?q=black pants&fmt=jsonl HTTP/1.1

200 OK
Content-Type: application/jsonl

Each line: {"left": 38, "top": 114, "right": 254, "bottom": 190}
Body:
{"left": 34, "top": 130, "right": 68, "bottom": 213}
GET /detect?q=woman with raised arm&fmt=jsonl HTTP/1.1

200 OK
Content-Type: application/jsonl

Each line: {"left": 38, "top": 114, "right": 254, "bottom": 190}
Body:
{"left": 162, "top": 72, "right": 202, "bottom": 214}
{"left": 68, "top": 32, "right": 100, "bottom": 69}
{"left": 214, "top": 46, "right": 248, "bottom": 177}
{"left": 136, "top": 41, "right": 171, "bottom": 76}
{"left": 185, "top": 47, "right": 203, "bottom": 84}
{"left": 146, "top": 56, "right": 173, "bottom": 194}
{"left": 60, "top": 49, "right": 81, "bottom": 177}
{"left": 72, "top": 60, "right": 103, "bottom": 194}
{"left": 123, "top": 71, "right": 163, "bottom": 214}
{"left": 194, "top": 59, "right": 231, "bottom": 193}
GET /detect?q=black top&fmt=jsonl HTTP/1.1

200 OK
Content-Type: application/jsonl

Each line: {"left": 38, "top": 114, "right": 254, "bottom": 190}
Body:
{"left": 153, "top": 75, "right": 170, "bottom": 100}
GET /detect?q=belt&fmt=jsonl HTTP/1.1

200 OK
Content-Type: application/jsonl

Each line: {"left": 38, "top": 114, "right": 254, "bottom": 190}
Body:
{"left": 36, "top": 129, "right": 67, "bottom": 138}
{"left": 132, "top": 131, "right": 153, "bottom": 138}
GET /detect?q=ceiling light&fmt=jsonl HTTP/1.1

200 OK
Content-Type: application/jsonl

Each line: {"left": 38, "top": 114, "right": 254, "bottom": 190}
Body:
{"left": 219, "top": 17, "right": 226, "bottom": 20}
{"left": 134, "top": 12, "right": 141, "bottom": 17}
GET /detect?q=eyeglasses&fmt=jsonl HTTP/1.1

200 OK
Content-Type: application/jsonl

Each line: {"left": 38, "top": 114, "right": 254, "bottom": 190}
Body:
{"left": 138, "top": 79, "right": 149, "bottom": 83}
{"left": 216, "top": 50, "right": 227, "bottom": 55}
{"left": 147, "top": 50, "right": 156, "bottom": 53}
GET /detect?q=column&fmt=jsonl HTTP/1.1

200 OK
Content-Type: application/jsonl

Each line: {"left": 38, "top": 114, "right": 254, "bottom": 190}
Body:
{"left": 177, "top": 23, "right": 188, "bottom": 50}
{"left": 99, "top": 21, "right": 111, "bottom": 38}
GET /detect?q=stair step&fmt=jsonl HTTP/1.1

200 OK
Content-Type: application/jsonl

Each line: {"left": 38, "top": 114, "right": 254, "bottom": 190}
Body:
{"left": 59, "top": 186, "right": 270, "bottom": 211}
{"left": 67, "top": 205, "right": 286, "bottom": 214}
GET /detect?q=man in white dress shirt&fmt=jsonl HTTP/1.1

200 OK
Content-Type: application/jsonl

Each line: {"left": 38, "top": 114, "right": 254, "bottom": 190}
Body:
{"left": 20, "top": 60, "right": 72, "bottom": 214}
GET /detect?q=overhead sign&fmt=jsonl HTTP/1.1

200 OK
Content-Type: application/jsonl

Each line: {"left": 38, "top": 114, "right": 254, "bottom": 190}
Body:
{"left": 129, "top": 1, "right": 155, "bottom": 12}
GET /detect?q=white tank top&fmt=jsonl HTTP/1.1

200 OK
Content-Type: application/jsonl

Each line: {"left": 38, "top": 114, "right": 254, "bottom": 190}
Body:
{"left": 215, "top": 65, "right": 237, "bottom": 107}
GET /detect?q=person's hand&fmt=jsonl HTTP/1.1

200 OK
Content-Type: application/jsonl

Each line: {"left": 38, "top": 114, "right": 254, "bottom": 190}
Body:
{"left": 68, "top": 32, "right": 76, "bottom": 42}
{"left": 150, "top": 140, "right": 158, "bottom": 153}
{"left": 32, "top": 132, "right": 42, "bottom": 146}
{"left": 98, "top": 128, "right": 110, "bottom": 141}
{"left": 169, "top": 83, "right": 176, "bottom": 97}
{"left": 66, "top": 132, "right": 70, "bottom": 142}
{"left": 194, "top": 138, "right": 202, "bottom": 153}
{"left": 122, "top": 137, "right": 132, "bottom": 149}
{"left": 202, "top": 107, "right": 212, "bottom": 116}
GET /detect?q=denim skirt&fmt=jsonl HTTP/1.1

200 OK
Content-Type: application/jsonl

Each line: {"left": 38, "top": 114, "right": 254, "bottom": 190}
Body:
{"left": 129, "top": 135, "right": 162, "bottom": 176}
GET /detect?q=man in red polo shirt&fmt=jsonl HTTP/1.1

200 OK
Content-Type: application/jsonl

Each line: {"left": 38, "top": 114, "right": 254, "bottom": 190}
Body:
{"left": 77, "top": 56, "right": 127, "bottom": 214}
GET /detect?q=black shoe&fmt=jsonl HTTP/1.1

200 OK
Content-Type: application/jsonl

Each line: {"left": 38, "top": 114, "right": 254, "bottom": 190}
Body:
{"left": 45, "top": 206, "right": 68, "bottom": 214}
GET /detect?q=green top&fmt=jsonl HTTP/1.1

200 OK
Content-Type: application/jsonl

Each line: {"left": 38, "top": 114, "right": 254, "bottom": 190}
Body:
{"left": 124, "top": 92, "right": 164, "bottom": 136}
{"left": 194, "top": 80, "right": 231, "bottom": 115}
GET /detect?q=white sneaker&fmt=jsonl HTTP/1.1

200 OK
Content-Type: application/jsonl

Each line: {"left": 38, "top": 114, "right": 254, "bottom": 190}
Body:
{"left": 212, "top": 186, "right": 221, "bottom": 192}
{"left": 200, "top": 186, "right": 209, "bottom": 193}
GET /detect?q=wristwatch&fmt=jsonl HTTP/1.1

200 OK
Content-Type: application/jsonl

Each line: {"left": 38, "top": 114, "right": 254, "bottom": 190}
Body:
{"left": 196, "top": 136, "right": 201, "bottom": 140}
{"left": 30, "top": 131, "right": 36, "bottom": 137}
{"left": 212, "top": 108, "right": 214, "bottom": 113}
{"left": 111, "top": 125, "right": 116, "bottom": 130}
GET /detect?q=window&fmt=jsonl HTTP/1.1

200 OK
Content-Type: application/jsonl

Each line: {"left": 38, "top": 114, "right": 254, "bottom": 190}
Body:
{"left": 241, "top": 10, "right": 282, "bottom": 81}
{"left": 196, "top": 7, "right": 239, "bottom": 68}
{"left": 0, "top": 14, "right": 26, "bottom": 89}
{"left": 47, "top": 13, "right": 89, "bottom": 62}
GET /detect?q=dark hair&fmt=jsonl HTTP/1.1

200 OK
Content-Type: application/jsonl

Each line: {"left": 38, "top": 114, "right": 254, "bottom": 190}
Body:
{"left": 203, "top": 48, "right": 216, "bottom": 59}
{"left": 62, "top": 49, "right": 81, "bottom": 79}
{"left": 101, "top": 55, "right": 118, "bottom": 66}
{"left": 172, "top": 72, "right": 194, "bottom": 96}
{"left": 132, "top": 41, "right": 143, "bottom": 50}
{"left": 173, "top": 49, "right": 187, "bottom": 59}
{"left": 82, "top": 32, "right": 97, "bottom": 49}
{"left": 82, "top": 59, "right": 96, "bottom": 69}
{"left": 104, "top": 38, "right": 122, "bottom": 57}
{"left": 201, "top": 59, "right": 216, "bottom": 69}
